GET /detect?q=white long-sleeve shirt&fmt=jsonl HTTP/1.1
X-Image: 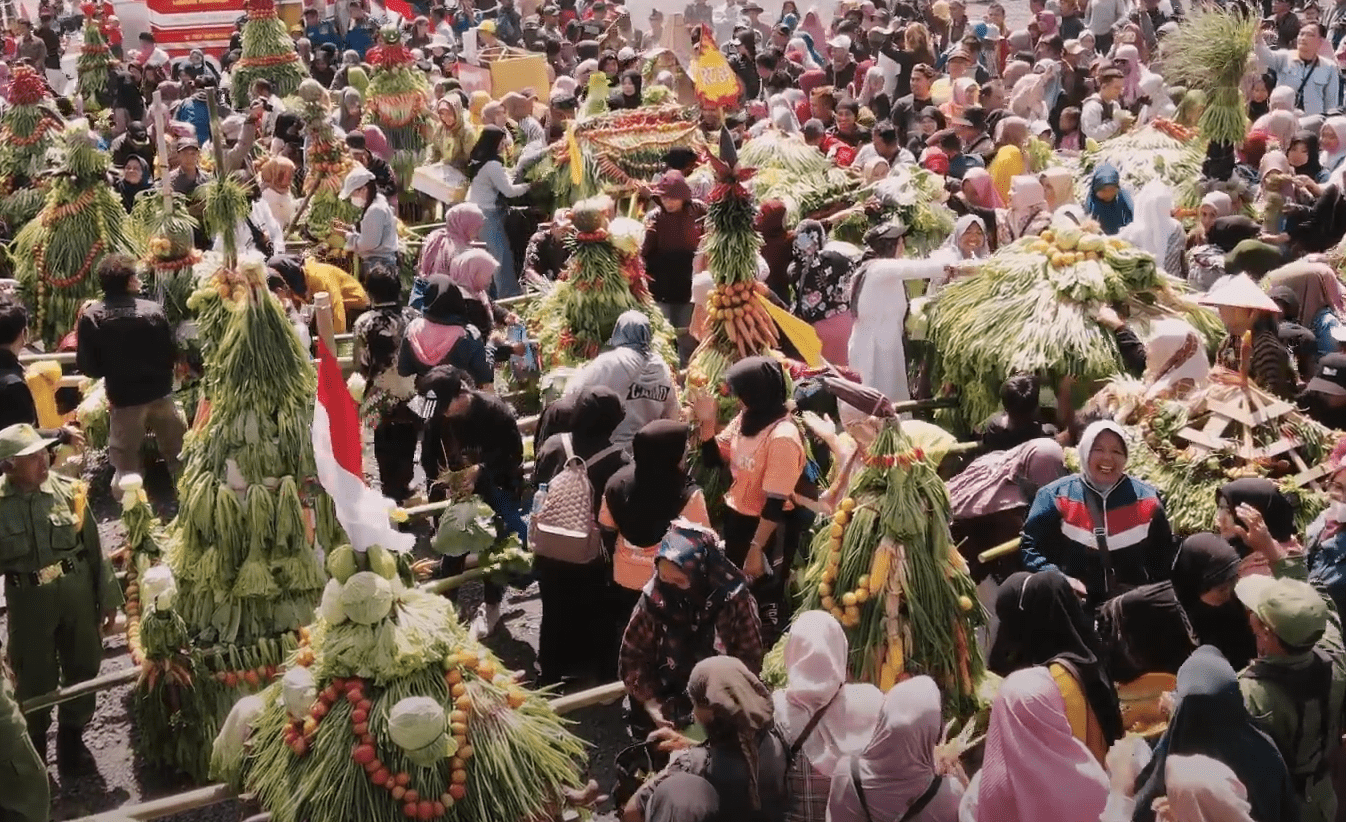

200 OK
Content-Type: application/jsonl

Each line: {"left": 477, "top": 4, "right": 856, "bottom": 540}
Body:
{"left": 466, "top": 159, "right": 530, "bottom": 210}
{"left": 346, "top": 195, "right": 399, "bottom": 262}
{"left": 1080, "top": 95, "right": 1122, "bottom": 142}
{"left": 1255, "top": 37, "right": 1342, "bottom": 116}
{"left": 1084, "top": 0, "right": 1130, "bottom": 35}
{"left": 848, "top": 253, "right": 953, "bottom": 402}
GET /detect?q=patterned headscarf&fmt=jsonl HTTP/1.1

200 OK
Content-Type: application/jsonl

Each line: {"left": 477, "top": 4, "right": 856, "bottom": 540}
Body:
{"left": 645, "top": 521, "right": 748, "bottom": 628}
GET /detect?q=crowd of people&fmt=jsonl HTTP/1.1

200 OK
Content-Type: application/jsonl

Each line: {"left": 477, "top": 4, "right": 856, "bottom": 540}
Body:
{"left": 11, "top": 0, "right": 1346, "bottom": 820}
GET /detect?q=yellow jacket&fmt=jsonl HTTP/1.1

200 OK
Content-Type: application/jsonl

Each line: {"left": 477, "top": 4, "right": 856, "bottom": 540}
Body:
{"left": 303, "top": 259, "right": 370, "bottom": 333}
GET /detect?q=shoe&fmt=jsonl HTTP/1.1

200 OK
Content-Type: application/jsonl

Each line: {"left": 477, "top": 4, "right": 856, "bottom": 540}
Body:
{"left": 469, "top": 602, "right": 501, "bottom": 641}
{"left": 56, "top": 726, "right": 95, "bottom": 775}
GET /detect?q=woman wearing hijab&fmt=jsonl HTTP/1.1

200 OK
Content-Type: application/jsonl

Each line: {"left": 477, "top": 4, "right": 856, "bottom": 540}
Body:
{"left": 693, "top": 357, "right": 810, "bottom": 636}
{"left": 1157, "top": 755, "right": 1258, "bottom": 822}
{"left": 618, "top": 524, "right": 764, "bottom": 736}
{"left": 429, "top": 95, "right": 477, "bottom": 174}
{"left": 1040, "top": 166, "right": 1076, "bottom": 212}
{"left": 989, "top": 570, "right": 1125, "bottom": 762}
{"left": 465, "top": 125, "right": 531, "bottom": 298}
{"left": 1086, "top": 163, "right": 1136, "bottom": 235}
{"left": 1020, "top": 420, "right": 1175, "bottom": 606}
{"left": 951, "top": 168, "right": 1002, "bottom": 249}
{"left": 788, "top": 220, "right": 856, "bottom": 365}
{"left": 770, "top": 612, "right": 885, "bottom": 822}
{"left": 945, "top": 214, "right": 991, "bottom": 267}
{"left": 563, "top": 310, "right": 680, "bottom": 450}
{"left": 1136, "top": 317, "right": 1211, "bottom": 404}
{"left": 1263, "top": 261, "right": 1345, "bottom": 356}
{"left": 396, "top": 273, "right": 494, "bottom": 387}
{"left": 1097, "top": 533, "right": 1257, "bottom": 684}
{"left": 827, "top": 675, "right": 961, "bottom": 822}
{"left": 1130, "top": 646, "right": 1297, "bottom": 822}
{"left": 1214, "top": 477, "right": 1302, "bottom": 576}
{"left": 415, "top": 202, "right": 487, "bottom": 309}
{"left": 1112, "top": 44, "right": 1143, "bottom": 107}
{"left": 1189, "top": 191, "right": 1234, "bottom": 249}
{"left": 1199, "top": 275, "right": 1297, "bottom": 400}
{"left": 335, "top": 86, "right": 363, "bottom": 135}
{"left": 941, "top": 77, "right": 980, "bottom": 123}
{"left": 1190, "top": 216, "right": 1262, "bottom": 290}
{"left": 602, "top": 420, "right": 711, "bottom": 615}
{"left": 999, "top": 175, "right": 1051, "bottom": 244}
{"left": 628, "top": 656, "right": 788, "bottom": 822}
{"left": 958, "top": 667, "right": 1110, "bottom": 822}
{"left": 414, "top": 366, "right": 525, "bottom": 639}
{"left": 115, "top": 156, "right": 153, "bottom": 212}
{"left": 608, "top": 69, "right": 644, "bottom": 110}
{"left": 1120, "top": 179, "right": 1186, "bottom": 278}
{"left": 532, "top": 385, "right": 630, "bottom": 687}
{"left": 1288, "top": 130, "right": 1327, "bottom": 184}
{"left": 1306, "top": 448, "right": 1346, "bottom": 618}
{"left": 1319, "top": 117, "right": 1346, "bottom": 179}
{"left": 987, "top": 116, "right": 1029, "bottom": 204}
{"left": 446, "top": 249, "right": 518, "bottom": 365}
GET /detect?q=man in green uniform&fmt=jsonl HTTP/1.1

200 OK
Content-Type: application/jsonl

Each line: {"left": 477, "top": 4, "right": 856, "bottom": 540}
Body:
{"left": 0, "top": 643, "right": 49, "bottom": 822}
{"left": 1233, "top": 502, "right": 1346, "bottom": 822}
{"left": 0, "top": 423, "right": 121, "bottom": 771}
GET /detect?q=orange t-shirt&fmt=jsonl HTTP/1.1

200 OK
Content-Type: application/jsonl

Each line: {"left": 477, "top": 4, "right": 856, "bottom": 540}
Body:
{"left": 599, "top": 490, "right": 712, "bottom": 590}
{"left": 719, "top": 416, "right": 807, "bottom": 518}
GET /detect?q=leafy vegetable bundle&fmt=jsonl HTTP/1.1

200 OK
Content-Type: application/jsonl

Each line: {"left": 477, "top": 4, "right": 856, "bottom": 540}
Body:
{"left": 927, "top": 224, "right": 1223, "bottom": 430}
{"left": 296, "top": 81, "right": 360, "bottom": 249}
{"left": 216, "top": 544, "right": 587, "bottom": 822}
{"left": 1156, "top": 7, "right": 1256, "bottom": 146}
{"left": 0, "top": 66, "right": 60, "bottom": 229}
{"left": 773, "top": 422, "right": 987, "bottom": 716}
{"left": 364, "top": 28, "right": 434, "bottom": 190}
{"left": 1071, "top": 124, "right": 1205, "bottom": 211}
{"left": 14, "top": 121, "right": 132, "bottom": 345}
{"left": 75, "top": 18, "right": 114, "bottom": 111}
{"left": 231, "top": 0, "right": 307, "bottom": 104}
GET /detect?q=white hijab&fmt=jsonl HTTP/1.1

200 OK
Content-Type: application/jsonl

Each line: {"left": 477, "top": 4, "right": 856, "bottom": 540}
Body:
{"left": 1120, "top": 179, "right": 1182, "bottom": 269}
{"left": 772, "top": 611, "right": 883, "bottom": 777}
{"left": 1143, "top": 318, "right": 1210, "bottom": 401}
{"left": 1162, "top": 755, "right": 1256, "bottom": 822}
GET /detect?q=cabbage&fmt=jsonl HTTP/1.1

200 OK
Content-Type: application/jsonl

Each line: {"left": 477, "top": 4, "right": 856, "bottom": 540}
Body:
{"left": 327, "top": 545, "right": 358, "bottom": 584}
{"left": 387, "top": 696, "right": 448, "bottom": 766}
{"left": 365, "top": 544, "right": 398, "bottom": 580}
{"left": 340, "top": 572, "right": 395, "bottom": 624}
{"left": 141, "top": 565, "right": 177, "bottom": 612}
{"left": 281, "top": 667, "right": 317, "bottom": 720}
{"left": 431, "top": 498, "right": 498, "bottom": 558}
{"left": 319, "top": 578, "right": 348, "bottom": 624}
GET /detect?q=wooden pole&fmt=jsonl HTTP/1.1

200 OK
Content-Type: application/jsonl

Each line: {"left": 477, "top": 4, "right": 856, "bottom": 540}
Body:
{"left": 203, "top": 94, "right": 235, "bottom": 271}
{"left": 312, "top": 291, "right": 337, "bottom": 356}
{"left": 19, "top": 665, "right": 139, "bottom": 715}
{"left": 150, "top": 90, "right": 172, "bottom": 216}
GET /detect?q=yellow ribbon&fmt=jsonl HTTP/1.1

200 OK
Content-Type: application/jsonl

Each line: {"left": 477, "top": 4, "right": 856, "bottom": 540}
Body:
{"left": 757, "top": 294, "right": 824, "bottom": 367}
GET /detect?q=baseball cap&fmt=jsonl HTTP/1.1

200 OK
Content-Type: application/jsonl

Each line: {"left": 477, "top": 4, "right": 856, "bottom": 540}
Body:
{"left": 175, "top": 136, "right": 200, "bottom": 151}
{"left": 339, "top": 165, "right": 376, "bottom": 200}
{"left": 1308, "top": 353, "right": 1346, "bottom": 397}
{"left": 827, "top": 34, "right": 852, "bottom": 50}
{"left": 1236, "top": 575, "right": 1328, "bottom": 649}
{"left": 0, "top": 424, "right": 55, "bottom": 461}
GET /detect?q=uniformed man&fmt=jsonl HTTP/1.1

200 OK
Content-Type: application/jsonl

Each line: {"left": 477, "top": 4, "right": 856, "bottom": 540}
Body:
{"left": 0, "top": 643, "right": 49, "bottom": 822}
{"left": 0, "top": 423, "right": 121, "bottom": 771}
{"left": 303, "top": 6, "right": 343, "bottom": 55}
{"left": 1233, "top": 502, "right": 1346, "bottom": 822}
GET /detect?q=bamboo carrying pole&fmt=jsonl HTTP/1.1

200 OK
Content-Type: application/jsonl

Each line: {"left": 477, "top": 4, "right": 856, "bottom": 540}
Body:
{"left": 72, "top": 682, "right": 628, "bottom": 822}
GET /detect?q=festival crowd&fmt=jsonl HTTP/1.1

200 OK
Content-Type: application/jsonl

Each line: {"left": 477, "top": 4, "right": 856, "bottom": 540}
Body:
{"left": 13, "top": 0, "right": 1346, "bottom": 820}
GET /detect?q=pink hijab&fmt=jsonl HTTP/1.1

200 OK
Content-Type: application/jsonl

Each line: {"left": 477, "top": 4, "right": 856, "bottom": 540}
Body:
{"left": 449, "top": 247, "right": 498, "bottom": 301}
{"left": 1035, "top": 11, "right": 1059, "bottom": 39}
{"left": 361, "top": 125, "right": 393, "bottom": 163}
{"left": 418, "top": 203, "right": 486, "bottom": 279}
{"left": 1114, "top": 44, "right": 1142, "bottom": 105}
{"left": 969, "top": 667, "right": 1109, "bottom": 822}
{"left": 801, "top": 9, "right": 827, "bottom": 50}
{"left": 1163, "top": 755, "right": 1256, "bottom": 822}
{"left": 828, "top": 676, "right": 962, "bottom": 822}
{"left": 962, "top": 168, "right": 1005, "bottom": 209}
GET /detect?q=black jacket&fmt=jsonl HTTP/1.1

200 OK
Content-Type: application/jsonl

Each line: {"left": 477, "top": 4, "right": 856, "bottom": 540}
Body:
{"left": 75, "top": 295, "right": 177, "bottom": 408}
{"left": 0, "top": 348, "right": 70, "bottom": 442}
{"left": 422, "top": 391, "right": 524, "bottom": 499}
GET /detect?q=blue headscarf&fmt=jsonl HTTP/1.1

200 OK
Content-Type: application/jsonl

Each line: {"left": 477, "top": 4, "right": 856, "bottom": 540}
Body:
{"left": 1085, "top": 163, "right": 1135, "bottom": 235}
{"left": 609, "top": 310, "right": 653, "bottom": 354}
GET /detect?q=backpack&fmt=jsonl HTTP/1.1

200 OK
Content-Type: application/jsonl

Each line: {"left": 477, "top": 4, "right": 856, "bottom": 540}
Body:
{"left": 528, "top": 433, "right": 621, "bottom": 564}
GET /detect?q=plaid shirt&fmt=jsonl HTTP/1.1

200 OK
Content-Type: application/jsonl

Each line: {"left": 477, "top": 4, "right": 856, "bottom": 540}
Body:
{"left": 618, "top": 588, "right": 764, "bottom": 716}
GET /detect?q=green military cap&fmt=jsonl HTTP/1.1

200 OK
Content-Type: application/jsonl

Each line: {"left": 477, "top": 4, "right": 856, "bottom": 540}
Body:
{"left": 0, "top": 423, "right": 55, "bottom": 462}
{"left": 1236, "top": 574, "right": 1328, "bottom": 649}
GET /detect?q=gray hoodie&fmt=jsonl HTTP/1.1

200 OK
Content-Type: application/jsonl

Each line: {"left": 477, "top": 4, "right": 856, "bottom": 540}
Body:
{"left": 562, "top": 311, "right": 679, "bottom": 450}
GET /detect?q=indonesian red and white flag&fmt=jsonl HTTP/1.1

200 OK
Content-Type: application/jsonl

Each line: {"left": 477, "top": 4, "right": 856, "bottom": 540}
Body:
{"left": 312, "top": 338, "right": 414, "bottom": 554}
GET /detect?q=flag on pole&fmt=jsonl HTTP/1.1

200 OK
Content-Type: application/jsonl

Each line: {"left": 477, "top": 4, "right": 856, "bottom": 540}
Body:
{"left": 312, "top": 338, "right": 414, "bottom": 554}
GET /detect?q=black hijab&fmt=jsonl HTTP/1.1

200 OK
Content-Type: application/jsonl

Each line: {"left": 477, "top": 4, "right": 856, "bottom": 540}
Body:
{"left": 266, "top": 253, "right": 308, "bottom": 298}
{"left": 570, "top": 385, "right": 625, "bottom": 455}
{"left": 1216, "top": 477, "right": 1297, "bottom": 555}
{"left": 420, "top": 273, "right": 469, "bottom": 325}
{"left": 1292, "top": 129, "right": 1323, "bottom": 180}
{"left": 1170, "top": 533, "right": 1256, "bottom": 671}
{"left": 610, "top": 69, "right": 643, "bottom": 109}
{"left": 988, "top": 570, "right": 1125, "bottom": 745}
{"left": 1207, "top": 215, "right": 1262, "bottom": 253}
{"left": 726, "top": 356, "right": 789, "bottom": 438}
{"left": 605, "top": 420, "right": 696, "bottom": 548}
{"left": 466, "top": 125, "right": 507, "bottom": 180}
{"left": 1131, "top": 645, "right": 1296, "bottom": 822}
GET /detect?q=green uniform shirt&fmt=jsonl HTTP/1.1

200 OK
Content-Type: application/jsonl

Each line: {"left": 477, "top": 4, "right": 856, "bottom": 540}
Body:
{"left": 1239, "top": 555, "right": 1346, "bottom": 822}
{"left": 0, "top": 666, "right": 49, "bottom": 822}
{"left": 0, "top": 473, "right": 120, "bottom": 613}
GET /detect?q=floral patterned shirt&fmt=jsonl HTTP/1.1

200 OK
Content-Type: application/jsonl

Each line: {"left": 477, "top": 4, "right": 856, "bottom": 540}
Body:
{"left": 788, "top": 252, "right": 855, "bottom": 324}
{"left": 351, "top": 302, "right": 420, "bottom": 427}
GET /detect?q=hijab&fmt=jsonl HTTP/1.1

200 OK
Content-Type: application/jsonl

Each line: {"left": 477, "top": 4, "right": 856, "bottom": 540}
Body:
{"left": 948, "top": 438, "right": 1068, "bottom": 521}
{"left": 1254, "top": 110, "right": 1298, "bottom": 154}
{"left": 972, "top": 667, "right": 1110, "bottom": 822}
{"left": 605, "top": 420, "right": 695, "bottom": 548}
{"left": 1142, "top": 318, "right": 1210, "bottom": 401}
{"left": 1163, "top": 755, "right": 1257, "bottom": 822}
{"left": 419, "top": 202, "right": 487, "bottom": 280}
{"left": 988, "top": 571, "right": 1125, "bottom": 745}
{"left": 1291, "top": 130, "right": 1323, "bottom": 180}
{"left": 1086, "top": 163, "right": 1135, "bottom": 235}
{"left": 1131, "top": 646, "right": 1296, "bottom": 822}
{"left": 339, "top": 87, "right": 363, "bottom": 133}
{"left": 774, "top": 612, "right": 884, "bottom": 778}
{"left": 646, "top": 773, "right": 721, "bottom": 822}
{"left": 466, "top": 125, "right": 507, "bottom": 180}
{"left": 1321, "top": 116, "right": 1346, "bottom": 172}
{"left": 645, "top": 521, "right": 749, "bottom": 627}
{"left": 726, "top": 356, "right": 790, "bottom": 438}
{"left": 1170, "top": 534, "right": 1256, "bottom": 671}
{"left": 1040, "top": 166, "right": 1076, "bottom": 210}
{"left": 1008, "top": 175, "right": 1047, "bottom": 236}
{"left": 1208, "top": 216, "right": 1261, "bottom": 253}
{"left": 1120, "top": 179, "right": 1182, "bottom": 266}
{"left": 407, "top": 274, "right": 470, "bottom": 365}
{"left": 962, "top": 167, "right": 1004, "bottom": 209}
{"left": 1200, "top": 191, "right": 1234, "bottom": 224}
{"left": 116, "top": 156, "right": 153, "bottom": 210}
{"left": 828, "top": 676, "right": 961, "bottom": 822}
{"left": 1262, "top": 260, "right": 1344, "bottom": 323}
{"left": 791, "top": 219, "right": 827, "bottom": 267}
{"left": 420, "top": 272, "right": 468, "bottom": 324}
{"left": 1268, "top": 84, "right": 1296, "bottom": 112}
{"left": 569, "top": 384, "right": 625, "bottom": 455}
{"left": 1077, "top": 419, "right": 1129, "bottom": 492}
{"left": 1114, "top": 44, "right": 1142, "bottom": 105}
{"left": 1216, "top": 478, "right": 1297, "bottom": 545}
{"left": 687, "top": 656, "right": 775, "bottom": 810}
{"left": 947, "top": 213, "right": 990, "bottom": 259}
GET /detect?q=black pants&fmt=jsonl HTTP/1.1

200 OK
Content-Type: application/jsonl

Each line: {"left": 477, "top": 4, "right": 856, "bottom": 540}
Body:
{"left": 372, "top": 410, "right": 419, "bottom": 504}
{"left": 1093, "top": 31, "right": 1114, "bottom": 55}
{"left": 535, "top": 556, "right": 611, "bottom": 685}
{"left": 722, "top": 507, "right": 807, "bottom": 646}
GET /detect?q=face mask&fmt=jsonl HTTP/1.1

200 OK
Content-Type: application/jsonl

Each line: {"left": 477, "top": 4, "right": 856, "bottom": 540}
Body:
{"left": 351, "top": 194, "right": 368, "bottom": 208}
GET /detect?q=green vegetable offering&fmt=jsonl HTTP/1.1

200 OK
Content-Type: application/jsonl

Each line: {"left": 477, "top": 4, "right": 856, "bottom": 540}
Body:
{"left": 217, "top": 543, "right": 588, "bottom": 822}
